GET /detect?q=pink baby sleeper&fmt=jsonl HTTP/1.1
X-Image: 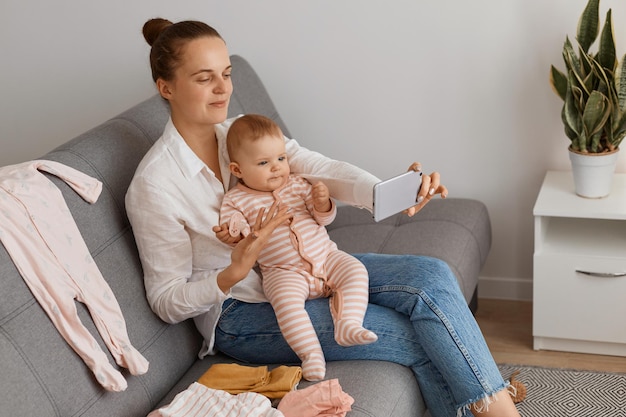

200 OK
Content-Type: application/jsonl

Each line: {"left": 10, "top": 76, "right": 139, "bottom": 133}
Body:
{"left": 0, "top": 160, "right": 148, "bottom": 391}
{"left": 220, "top": 175, "right": 376, "bottom": 381}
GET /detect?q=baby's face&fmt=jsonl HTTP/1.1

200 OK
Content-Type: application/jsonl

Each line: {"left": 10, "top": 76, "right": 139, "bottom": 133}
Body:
{"left": 234, "top": 134, "right": 290, "bottom": 192}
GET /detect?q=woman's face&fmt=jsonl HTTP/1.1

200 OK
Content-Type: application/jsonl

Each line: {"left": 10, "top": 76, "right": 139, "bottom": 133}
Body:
{"left": 160, "top": 36, "right": 233, "bottom": 129}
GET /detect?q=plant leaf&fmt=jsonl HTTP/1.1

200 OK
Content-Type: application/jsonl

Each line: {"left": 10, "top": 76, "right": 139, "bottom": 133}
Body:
{"left": 563, "top": 37, "right": 582, "bottom": 78}
{"left": 579, "top": 50, "right": 598, "bottom": 94}
{"left": 616, "top": 55, "right": 626, "bottom": 112}
{"left": 583, "top": 91, "right": 611, "bottom": 139}
{"left": 612, "top": 111, "right": 626, "bottom": 147}
{"left": 597, "top": 9, "right": 616, "bottom": 71}
{"left": 573, "top": 84, "right": 585, "bottom": 113}
{"left": 562, "top": 114, "right": 580, "bottom": 142}
{"left": 563, "top": 44, "right": 593, "bottom": 96}
{"left": 581, "top": 90, "right": 611, "bottom": 152}
{"left": 577, "top": 0, "right": 600, "bottom": 53}
{"left": 563, "top": 72, "right": 583, "bottom": 146}
{"left": 550, "top": 65, "right": 568, "bottom": 100}
{"left": 591, "top": 58, "right": 612, "bottom": 94}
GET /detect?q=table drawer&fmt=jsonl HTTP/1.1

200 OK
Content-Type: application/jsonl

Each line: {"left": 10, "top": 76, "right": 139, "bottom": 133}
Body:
{"left": 534, "top": 254, "right": 626, "bottom": 344}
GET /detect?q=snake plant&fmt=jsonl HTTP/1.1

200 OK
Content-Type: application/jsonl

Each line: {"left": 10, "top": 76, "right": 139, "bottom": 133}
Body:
{"left": 550, "top": 0, "right": 626, "bottom": 153}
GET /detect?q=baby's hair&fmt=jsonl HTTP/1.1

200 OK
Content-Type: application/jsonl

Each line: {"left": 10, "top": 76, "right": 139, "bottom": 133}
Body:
{"left": 142, "top": 18, "right": 223, "bottom": 82}
{"left": 227, "top": 114, "right": 284, "bottom": 161}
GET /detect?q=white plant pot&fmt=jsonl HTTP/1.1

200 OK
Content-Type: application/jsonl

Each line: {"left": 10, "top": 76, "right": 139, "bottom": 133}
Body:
{"left": 568, "top": 147, "right": 619, "bottom": 198}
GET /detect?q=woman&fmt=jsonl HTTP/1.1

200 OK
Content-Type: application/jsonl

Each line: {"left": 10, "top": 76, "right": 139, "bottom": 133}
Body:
{"left": 125, "top": 18, "right": 521, "bottom": 417}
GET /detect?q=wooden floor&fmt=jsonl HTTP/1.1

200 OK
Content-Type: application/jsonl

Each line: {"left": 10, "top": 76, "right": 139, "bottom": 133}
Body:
{"left": 475, "top": 298, "right": 626, "bottom": 373}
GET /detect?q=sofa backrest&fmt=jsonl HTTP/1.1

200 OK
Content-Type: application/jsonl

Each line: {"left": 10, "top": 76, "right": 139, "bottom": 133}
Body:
{"left": 0, "top": 55, "right": 288, "bottom": 417}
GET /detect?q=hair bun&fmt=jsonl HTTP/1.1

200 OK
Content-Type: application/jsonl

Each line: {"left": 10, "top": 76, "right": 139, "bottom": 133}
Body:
{"left": 142, "top": 18, "right": 173, "bottom": 46}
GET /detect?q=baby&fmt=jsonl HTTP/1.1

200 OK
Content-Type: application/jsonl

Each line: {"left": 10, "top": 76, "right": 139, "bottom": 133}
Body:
{"left": 217, "top": 114, "right": 377, "bottom": 381}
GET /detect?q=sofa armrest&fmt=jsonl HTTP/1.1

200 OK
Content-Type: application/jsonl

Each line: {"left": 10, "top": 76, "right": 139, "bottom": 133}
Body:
{"left": 328, "top": 198, "right": 491, "bottom": 306}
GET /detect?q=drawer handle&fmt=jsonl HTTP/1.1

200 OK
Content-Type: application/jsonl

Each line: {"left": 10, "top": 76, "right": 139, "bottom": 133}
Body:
{"left": 575, "top": 270, "right": 626, "bottom": 278}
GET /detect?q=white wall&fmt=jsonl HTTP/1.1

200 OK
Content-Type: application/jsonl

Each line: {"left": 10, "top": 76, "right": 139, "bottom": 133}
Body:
{"left": 3, "top": 0, "right": 625, "bottom": 298}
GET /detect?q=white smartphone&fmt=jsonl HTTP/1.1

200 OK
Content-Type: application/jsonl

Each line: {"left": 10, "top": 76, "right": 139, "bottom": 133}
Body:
{"left": 372, "top": 170, "right": 423, "bottom": 222}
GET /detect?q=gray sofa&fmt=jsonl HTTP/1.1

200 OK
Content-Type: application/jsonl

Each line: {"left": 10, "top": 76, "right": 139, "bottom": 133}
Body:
{"left": 0, "top": 55, "right": 491, "bottom": 417}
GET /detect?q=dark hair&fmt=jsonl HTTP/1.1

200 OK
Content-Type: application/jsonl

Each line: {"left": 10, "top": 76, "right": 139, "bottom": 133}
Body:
{"left": 142, "top": 18, "right": 224, "bottom": 82}
{"left": 227, "top": 114, "right": 284, "bottom": 160}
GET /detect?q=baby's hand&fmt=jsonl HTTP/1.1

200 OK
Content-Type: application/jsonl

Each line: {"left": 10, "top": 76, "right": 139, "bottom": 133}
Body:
{"left": 312, "top": 182, "right": 332, "bottom": 213}
{"left": 213, "top": 223, "right": 243, "bottom": 245}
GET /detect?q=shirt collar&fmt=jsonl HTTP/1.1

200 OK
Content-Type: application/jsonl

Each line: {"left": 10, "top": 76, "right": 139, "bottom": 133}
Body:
{"left": 162, "top": 116, "right": 242, "bottom": 187}
{"left": 161, "top": 118, "right": 207, "bottom": 180}
{"left": 216, "top": 116, "right": 242, "bottom": 190}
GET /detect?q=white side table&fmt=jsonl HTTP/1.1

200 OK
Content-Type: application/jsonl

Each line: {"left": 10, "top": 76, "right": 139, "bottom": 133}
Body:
{"left": 533, "top": 170, "right": 626, "bottom": 356}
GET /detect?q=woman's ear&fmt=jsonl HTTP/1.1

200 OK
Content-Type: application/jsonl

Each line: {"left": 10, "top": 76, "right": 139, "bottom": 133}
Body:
{"left": 229, "top": 162, "right": 243, "bottom": 178}
{"left": 156, "top": 78, "right": 173, "bottom": 99}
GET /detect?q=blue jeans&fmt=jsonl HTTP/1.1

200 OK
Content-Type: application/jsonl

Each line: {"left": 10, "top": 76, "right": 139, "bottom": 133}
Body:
{"left": 215, "top": 254, "right": 507, "bottom": 417}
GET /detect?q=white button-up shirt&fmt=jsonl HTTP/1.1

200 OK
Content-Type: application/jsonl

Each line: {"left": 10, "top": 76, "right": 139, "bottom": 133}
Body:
{"left": 125, "top": 117, "right": 379, "bottom": 357}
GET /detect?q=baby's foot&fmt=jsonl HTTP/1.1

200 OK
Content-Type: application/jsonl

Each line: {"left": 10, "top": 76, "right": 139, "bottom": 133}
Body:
{"left": 335, "top": 319, "right": 378, "bottom": 347}
{"left": 301, "top": 351, "right": 326, "bottom": 381}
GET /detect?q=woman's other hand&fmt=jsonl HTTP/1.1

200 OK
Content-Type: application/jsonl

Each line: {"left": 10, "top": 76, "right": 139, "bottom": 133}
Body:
{"left": 405, "top": 162, "right": 448, "bottom": 217}
{"left": 217, "top": 201, "right": 292, "bottom": 293}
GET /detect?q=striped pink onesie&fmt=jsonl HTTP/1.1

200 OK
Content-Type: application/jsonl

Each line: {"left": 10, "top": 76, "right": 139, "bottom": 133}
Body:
{"left": 220, "top": 175, "right": 376, "bottom": 381}
{"left": 0, "top": 160, "right": 148, "bottom": 391}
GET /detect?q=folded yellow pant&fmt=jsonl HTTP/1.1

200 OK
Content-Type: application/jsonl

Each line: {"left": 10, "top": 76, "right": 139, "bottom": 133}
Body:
{"left": 198, "top": 363, "right": 302, "bottom": 399}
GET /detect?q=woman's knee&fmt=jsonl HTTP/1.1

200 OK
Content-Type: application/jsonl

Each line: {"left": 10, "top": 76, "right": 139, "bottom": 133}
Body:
{"left": 416, "top": 256, "right": 455, "bottom": 281}
{"left": 357, "top": 253, "right": 457, "bottom": 289}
